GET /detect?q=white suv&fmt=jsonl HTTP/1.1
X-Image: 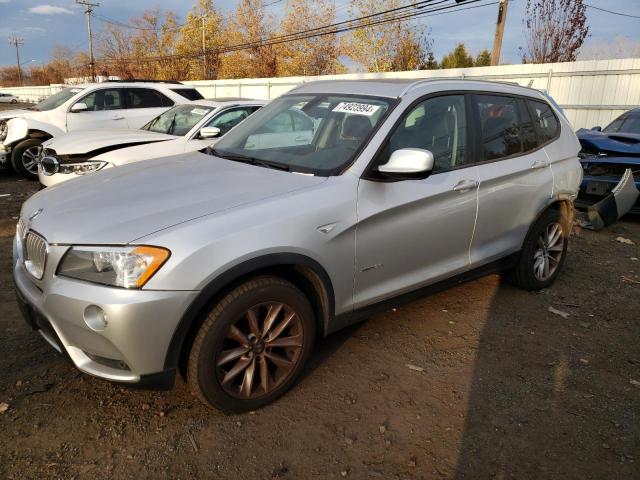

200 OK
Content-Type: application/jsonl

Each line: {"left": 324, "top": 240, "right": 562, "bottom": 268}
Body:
{"left": 0, "top": 81, "right": 203, "bottom": 179}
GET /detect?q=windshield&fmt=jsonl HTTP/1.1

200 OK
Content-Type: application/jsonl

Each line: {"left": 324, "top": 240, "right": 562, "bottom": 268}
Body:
{"left": 603, "top": 113, "right": 640, "bottom": 134}
{"left": 32, "top": 87, "right": 84, "bottom": 111}
{"left": 211, "top": 94, "right": 393, "bottom": 175}
{"left": 143, "top": 103, "right": 215, "bottom": 136}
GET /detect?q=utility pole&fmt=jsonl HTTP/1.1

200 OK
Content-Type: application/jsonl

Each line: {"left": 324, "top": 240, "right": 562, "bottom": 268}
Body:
{"left": 76, "top": 0, "right": 99, "bottom": 82}
{"left": 8, "top": 37, "right": 24, "bottom": 85}
{"left": 490, "top": 0, "right": 509, "bottom": 66}
{"left": 201, "top": 15, "right": 207, "bottom": 79}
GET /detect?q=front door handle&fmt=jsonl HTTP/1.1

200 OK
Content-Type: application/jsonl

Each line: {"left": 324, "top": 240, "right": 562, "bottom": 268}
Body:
{"left": 530, "top": 159, "right": 547, "bottom": 169}
{"left": 452, "top": 179, "right": 479, "bottom": 192}
{"left": 111, "top": 114, "right": 125, "bottom": 120}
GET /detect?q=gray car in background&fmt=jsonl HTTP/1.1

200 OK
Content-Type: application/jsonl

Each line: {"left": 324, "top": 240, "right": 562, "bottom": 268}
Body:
{"left": 13, "top": 79, "right": 582, "bottom": 412}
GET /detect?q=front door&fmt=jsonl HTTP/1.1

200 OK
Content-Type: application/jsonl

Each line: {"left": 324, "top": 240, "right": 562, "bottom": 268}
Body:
{"left": 66, "top": 88, "right": 128, "bottom": 131}
{"left": 354, "top": 94, "right": 479, "bottom": 309}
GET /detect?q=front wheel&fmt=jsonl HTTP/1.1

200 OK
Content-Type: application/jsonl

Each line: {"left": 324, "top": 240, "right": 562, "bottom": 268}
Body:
{"left": 507, "top": 208, "right": 568, "bottom": 290}
{"left": 187, "top": 276, "right": 316, "bottom": 413}
{"left": 11, "top": 138, "right": 43, "bottom": 180}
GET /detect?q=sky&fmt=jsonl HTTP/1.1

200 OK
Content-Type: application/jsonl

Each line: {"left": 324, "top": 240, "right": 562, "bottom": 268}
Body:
{"left": 0, "top": 0, "right": 638, "bottom": 69}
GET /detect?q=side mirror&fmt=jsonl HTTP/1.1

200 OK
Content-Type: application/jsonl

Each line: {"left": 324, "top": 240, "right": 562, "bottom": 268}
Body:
{"left": 199, "top": 126, "right": 221, "bottom": 139}
{"left": 378, "top": 148, "right": 434, "bottom": 179}
{"left": 591, "top": 126, "right": 602, "bottom": 132}
{"left": 70, "top": 102, "right": 88, "bottom": 113}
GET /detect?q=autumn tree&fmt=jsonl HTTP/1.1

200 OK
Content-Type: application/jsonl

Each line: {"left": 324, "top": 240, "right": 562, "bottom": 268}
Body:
{"left": 176, "top": 0, "right": 225, "bottom": 80}
{"left": 99, "top": 24, "right": 137, "bottom": 79}
{"left": 440, "top": 43, "right": 474, "bottom": 69}
{"left": 345, "top": 0, "right": 431, "bottom": 72}
{"left": 474, "top": 49, "right": 491, "bottom": 67}
{"left": 521, "top": 0, "right": 589, "bottom": 63}
{"left": 219, "top": 0, "right": 278, "bottom": 79}
{"left": 277, "top": 0, "right": 345, "bottom": 76}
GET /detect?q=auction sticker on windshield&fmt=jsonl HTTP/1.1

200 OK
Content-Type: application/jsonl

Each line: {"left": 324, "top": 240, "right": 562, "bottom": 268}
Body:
{"left": 332, "top": 102, "right": 380, "bottom": 116}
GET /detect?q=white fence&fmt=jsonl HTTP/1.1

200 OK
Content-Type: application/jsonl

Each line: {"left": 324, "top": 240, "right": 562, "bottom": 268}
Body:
{"left": 3, "top": 58, "right": 639, "bottom": 129}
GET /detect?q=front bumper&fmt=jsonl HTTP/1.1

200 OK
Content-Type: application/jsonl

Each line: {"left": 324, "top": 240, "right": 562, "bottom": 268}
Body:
{"left": 13, "top": 235, "right": 198, "bottom": 388}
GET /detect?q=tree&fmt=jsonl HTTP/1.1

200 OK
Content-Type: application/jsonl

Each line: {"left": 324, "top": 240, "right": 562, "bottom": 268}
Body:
{"left": 176, "top": 0, "right": 225, "bottom": 80}
{"left": 474, "top": 49, "right": 491, "bottom": 67}
{"left": 521, "top": 0, "right": 589, "bottom": 63}
{"left": 277, "top": 0, "right": 345, "bottom": 76}
{"left": 219, "top": 0, "right": 278, "bottom": 79}
{"left": 440, "top": 43, "right": 474, "bottom": 69}
{"left": 345, "top": 0, "right": 431, "bottom": 72}
{"left": 424, "top": 51, "right": 438, "bottom": 70}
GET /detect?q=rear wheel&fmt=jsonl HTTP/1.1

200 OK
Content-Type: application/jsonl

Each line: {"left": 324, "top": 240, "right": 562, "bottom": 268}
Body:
{"left": 11, "top": 138, "right": 42, "bottom": 180}
{"left": 187, "top": 276, "right": 316, "bottom": 413}
{"left": 507, "top": 208, "right": 568, "bottom": 290}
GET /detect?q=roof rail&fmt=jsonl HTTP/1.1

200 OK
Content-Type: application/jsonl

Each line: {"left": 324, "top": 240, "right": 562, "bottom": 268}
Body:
{"left": 400, "top": 77, "right": 528, "bottom": 96}
{"left": 101, "top": 79, "right": 184, "bottom": 85}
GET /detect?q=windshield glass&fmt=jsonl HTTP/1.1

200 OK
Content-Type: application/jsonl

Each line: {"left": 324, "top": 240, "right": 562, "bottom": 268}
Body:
{"left": 32, "top": 87, "right": 84, "bottom": 111}
{"left": 603, "top": 113, "right": 640, "bottom": 134}
{"left": 143, "top": 104, "right": 215, "bottom": 136}
{"left": 211, "top": 94, "right": 393, "bottom": 175}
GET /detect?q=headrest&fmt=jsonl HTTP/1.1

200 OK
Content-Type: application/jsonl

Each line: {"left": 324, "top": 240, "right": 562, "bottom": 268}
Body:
{"left": 342, "top": 115, "right": 372, "bottom": 139}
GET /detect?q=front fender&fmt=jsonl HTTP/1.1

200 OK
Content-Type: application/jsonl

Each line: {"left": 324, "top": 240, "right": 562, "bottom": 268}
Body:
{"left": 5, "top": 117, "right": 64, "bottom": 146}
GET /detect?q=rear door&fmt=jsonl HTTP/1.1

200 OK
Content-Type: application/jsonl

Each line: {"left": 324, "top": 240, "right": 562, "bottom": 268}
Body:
{"left": 124, "top": 88, "right": 174, "bottom": 128}
{"left": 354, "top": 94, "right": 479, "bottom": 309}
{"left": 66, "top": 88, "right": 128, "bottom": 131}
{"left": 469, "top": 94, "right": 553, "bottom": 265}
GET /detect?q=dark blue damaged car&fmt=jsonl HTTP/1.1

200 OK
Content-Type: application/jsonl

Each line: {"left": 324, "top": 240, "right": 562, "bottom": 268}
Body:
{"left": 576, "top": 108, "right": 640, "bottom": 214}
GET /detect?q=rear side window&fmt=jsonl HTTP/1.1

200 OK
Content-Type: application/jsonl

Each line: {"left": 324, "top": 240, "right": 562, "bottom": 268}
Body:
{"left": 475, "top": 94, "right": 524, "bottom": 161}
{"left": 125, "top": 88, "right": 174, "bottom": 109}
{"left": 528, "top": 100, "right": 559, "bottom": 143}
{"left": 171, "top": 88, "right": 204, "bottom": 101}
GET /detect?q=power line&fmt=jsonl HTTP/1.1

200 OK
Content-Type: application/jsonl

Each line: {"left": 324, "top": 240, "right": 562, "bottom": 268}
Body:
{"left": 585, "top": 4, "right": 640, "bottom": 19}
{"left": 101, "top": 0, "right": 494, "bottom": 66}
{"left": 98, "top": 14, "right": 187, "bottom": 31}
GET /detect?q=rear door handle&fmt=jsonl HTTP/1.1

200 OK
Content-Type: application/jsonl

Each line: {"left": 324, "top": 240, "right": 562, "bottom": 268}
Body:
{"left": 111, "top": 114, "right": 125, "bottom": 120}
{"left": 452, "top": 179, "right": 479, "bottom": 192}
{"left": 530, "top": 160, "right": 547, "bottom": 169}
{"left": 294, "top": 136, "right": 308, "bottom": 142}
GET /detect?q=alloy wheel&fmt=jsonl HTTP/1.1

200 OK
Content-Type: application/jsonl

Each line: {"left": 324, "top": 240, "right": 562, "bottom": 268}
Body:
{"left": 22, "top": 147, "right": 40, "bottom": 175}
{"left": 533, "top": 221, "right": 564, "bottom": 282}
{"left": 215, "top": 302, "right": 304, "bottom": 400}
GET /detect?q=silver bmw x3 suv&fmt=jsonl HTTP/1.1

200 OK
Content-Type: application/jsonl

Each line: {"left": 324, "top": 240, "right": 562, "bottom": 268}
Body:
{"left": 14, "top": 79, "right": 582, "bottom": 412}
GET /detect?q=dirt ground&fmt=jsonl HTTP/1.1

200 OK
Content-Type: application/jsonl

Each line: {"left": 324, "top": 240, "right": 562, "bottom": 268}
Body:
{"left": 0, "top": 171, "right": 639, "bottom": 479}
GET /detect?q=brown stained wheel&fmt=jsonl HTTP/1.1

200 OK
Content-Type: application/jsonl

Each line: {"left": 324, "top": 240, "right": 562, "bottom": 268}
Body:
{"left": 215, "top": 302, "right": 304, "bottom": 399}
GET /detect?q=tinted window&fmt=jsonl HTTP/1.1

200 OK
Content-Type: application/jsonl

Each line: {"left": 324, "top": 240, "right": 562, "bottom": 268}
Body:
{"left": 528, "top": 100, "right": 559, "bottom": 143}
{"left": 126, "top": 88, "right": 173, "bottom": 109}
{"left": 79, "top": 88, "right": 124, "bottom": 111}
{"left": 476, "top": 95, "right": 523, "bottom": 160}
{"left": 604, "top": 113, "right": 640, "bottom": 134}
{"left": 381, "top": 95, "right": 467, "bottom": 172}
{"left": 518, "top": 99, "right": 538, "bottom": 151}
{"left": 171, "top": 88, "right": 204, "bottom": 101}
{"left": 206, "top": 107, "right": 254, "bottom": 135}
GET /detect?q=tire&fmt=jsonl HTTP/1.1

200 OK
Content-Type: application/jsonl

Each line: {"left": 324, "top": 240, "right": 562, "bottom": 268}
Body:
{"left": 11, "top": 138, "right": 42, "bottom": 180}
{"left": 507, "top": 208, "right": 568, "bottom": 290}
{"left": 187, "top": 276, "right": 316, "bottom": 413}
{"left": 10, "top": 99, "right": 17, "bottom": 104}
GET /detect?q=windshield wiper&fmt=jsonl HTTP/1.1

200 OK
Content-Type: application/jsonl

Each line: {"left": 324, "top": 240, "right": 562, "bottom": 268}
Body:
{"left": 209, "top": 148, "right": 291, "bottom": 171}
{"left": 166, "top": 113, "right": 178, "bottom": 135}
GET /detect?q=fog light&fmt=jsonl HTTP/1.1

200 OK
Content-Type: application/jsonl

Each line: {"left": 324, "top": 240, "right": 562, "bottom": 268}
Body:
{"left": 84, "top": 305, "right": 108, "bottom": 331}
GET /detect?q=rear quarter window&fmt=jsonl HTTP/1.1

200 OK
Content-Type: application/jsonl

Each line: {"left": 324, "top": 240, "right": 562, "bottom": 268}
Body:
{"left": 528, "top": 100, "right": 560, "bottom": 144}
{"left": 171, "top": 88, "right": 204, "bottom": 101}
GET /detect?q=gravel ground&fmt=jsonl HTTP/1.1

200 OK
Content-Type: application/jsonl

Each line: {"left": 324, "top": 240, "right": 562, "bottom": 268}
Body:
{"left": 0, "top": 169, "right": 639, "bottom": 479}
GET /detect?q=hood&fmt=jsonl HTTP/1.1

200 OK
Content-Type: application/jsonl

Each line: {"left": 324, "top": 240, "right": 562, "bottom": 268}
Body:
{"left": 44, "top": 128, "right": 175, "bottom": 156}
{"left": 22, "top": 151, "right": 327, "bottom": 244}
{"left": 0, "top": 108, "right": 36, "bottom": 122}
{"left": 576, "top": 128, "right": 640, "bottom": 156}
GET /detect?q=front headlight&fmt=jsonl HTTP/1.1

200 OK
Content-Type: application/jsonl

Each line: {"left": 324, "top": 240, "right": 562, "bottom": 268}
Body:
{"left": 58, "top": 160, "right": 108, "bottom": 175}
{"left": 58, "top": 245, "right": 170, "bottom": 288}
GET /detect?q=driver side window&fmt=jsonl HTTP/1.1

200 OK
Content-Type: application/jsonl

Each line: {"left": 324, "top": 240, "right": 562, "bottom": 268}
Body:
{"left": 382, "top": 95, "right": 467, "bottom": 172}
{"left": 77, "top": 88, "right": 124, "bottom": 111}
{"left": 206, "top": 108, "right": 253, "bottom": 136}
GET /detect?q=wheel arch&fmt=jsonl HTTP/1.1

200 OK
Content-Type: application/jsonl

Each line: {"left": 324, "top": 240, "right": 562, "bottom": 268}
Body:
{"left": 522, "top": 196, "right": 574, "bottom": 249}
{"left": 164, "top": 253, "right": 336, "bottom": 372}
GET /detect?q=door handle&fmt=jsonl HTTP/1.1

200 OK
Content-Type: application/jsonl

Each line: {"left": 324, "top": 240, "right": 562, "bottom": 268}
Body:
{"left": 452, "top": 179, "right": 479, "bottom": 192}
{"left": 294, "top": 136, "right": 307, "bottom": 142}
{"left": 530, "top": 159, "right": 547, "bottom": 169}
{"left": 111, "top": 114, "right": 125, "bottom": 120}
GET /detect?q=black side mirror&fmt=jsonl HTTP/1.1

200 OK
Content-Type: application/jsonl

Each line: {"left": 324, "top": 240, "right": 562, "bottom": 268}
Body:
{"left": 591, "top": 126, "right": 602, "bottom": 132}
